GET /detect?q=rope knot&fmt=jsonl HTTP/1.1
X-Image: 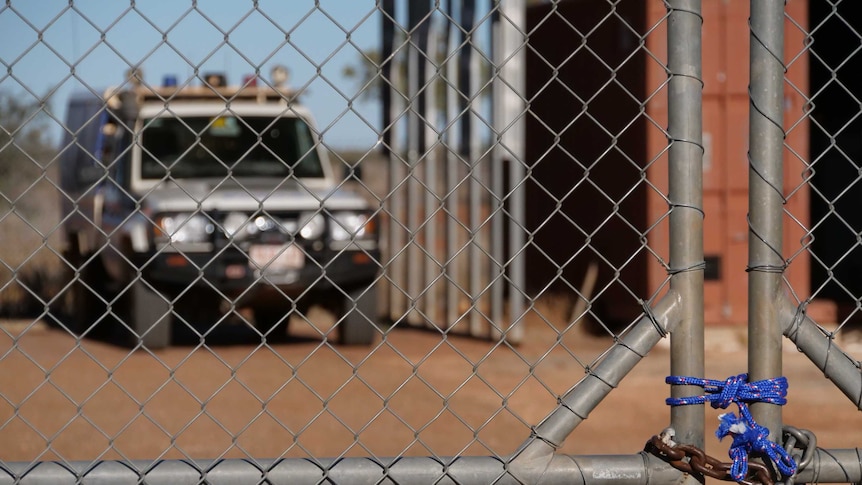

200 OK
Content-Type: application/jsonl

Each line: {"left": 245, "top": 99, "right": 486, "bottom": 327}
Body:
{"left": 666, "top": 373, "right": 794, "bottom": 483}
{"left": 715, "top": 374, "right": 745, "bottom": 409}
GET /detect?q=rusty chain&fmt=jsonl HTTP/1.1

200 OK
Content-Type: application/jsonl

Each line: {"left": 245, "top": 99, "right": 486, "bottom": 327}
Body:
{"left": 645, "top": 426, "right": 817, "bottom": 485}
{"left": 645, "top": 432, "right": 775, "bottom": 485}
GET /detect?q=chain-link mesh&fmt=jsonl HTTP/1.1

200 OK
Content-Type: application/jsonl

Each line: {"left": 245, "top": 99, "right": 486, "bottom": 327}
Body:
{"left": 787, "top": 1, "right": 862, "bottom": 360}
{"left": 0, "top": 1, "right": 860, "bottom": 483}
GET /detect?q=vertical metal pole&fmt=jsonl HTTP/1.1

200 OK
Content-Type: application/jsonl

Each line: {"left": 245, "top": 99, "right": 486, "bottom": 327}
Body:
{"left": 469, "top": 29, "right": 484, "bottom": 338}
{"left": 406, "top": 3, "right": 420, "bottom": 325}
{"left": 448, "top": 0, "right": 476, "bottom": 330}
{"left": 667, "top": 0, "right": 705, "bottom": 451}
{"left": 381, "top": 0, "right": 396, "bottom": 159}
{"left": 498, "top": 0, "right": 526, "bottom": 344}
{"left": 445, "top": 0, "right": 460, "bottom": 330}
{"left": 440, "top": 0, "right": 454, "bottom": 331}
{"left": 424, "top": 12, "right": 440, "bottom": 327}
{"left": 388, "top": 17, "right": 408, "bottom": 323}
{"left": 490, "top": 9, "right": 505, "bottom": 336}
{"left": 406, "top": 0, "right": 431, "bottom": 325}
{"left": 381, "top": 0, "right": 397, "bottom": 320}
{"left": 458, "top": 0, "right": 476, "bottom": 159}
{"left": 748, "top": 0, "right": 785, "bottom": 439}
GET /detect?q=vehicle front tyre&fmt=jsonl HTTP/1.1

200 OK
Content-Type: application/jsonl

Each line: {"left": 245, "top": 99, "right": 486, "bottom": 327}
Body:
{"left": 53, "top": 251, "right": 109, "bottom": 339}
{"left": 335, "top": 285, "right": 379, "bottom": 346}
{"left": 253, "top": 307, "right": 290, "bottom": 343}
{"left": 116, "top": 278, "right": 172, "bottom": 350}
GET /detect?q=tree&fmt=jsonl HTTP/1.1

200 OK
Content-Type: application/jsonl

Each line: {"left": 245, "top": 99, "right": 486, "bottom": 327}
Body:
{"left": 0, "top": 91, "right": 56, "bottom": 212}
{"left": 0, "top": 91, "right": 60, "bottom": 317}
{"left": 343, "top": 2, "right": 493, "bottom": 154}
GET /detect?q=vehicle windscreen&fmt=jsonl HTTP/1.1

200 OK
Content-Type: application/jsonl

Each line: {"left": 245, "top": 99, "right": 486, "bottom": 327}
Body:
{"left": 139, "top": 116, "right": 325, "bottom": 179}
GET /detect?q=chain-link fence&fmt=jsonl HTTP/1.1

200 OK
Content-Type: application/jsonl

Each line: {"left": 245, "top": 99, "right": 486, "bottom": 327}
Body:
{"left": 1, "top": 0, "right": 861, "bottom": 483}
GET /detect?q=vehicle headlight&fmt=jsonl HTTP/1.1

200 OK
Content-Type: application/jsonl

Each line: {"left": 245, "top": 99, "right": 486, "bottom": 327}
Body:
{"left": 298, "top": 212, "right": 326, "bottom": 240}
{"left": 331, "top": 212, "right": 375, "bottom": 241}
{"left": 223, "top": 212, "right": 250, "bottom": 239}
{"left": 155, "top": 213, "right": 214, "bottom": 243}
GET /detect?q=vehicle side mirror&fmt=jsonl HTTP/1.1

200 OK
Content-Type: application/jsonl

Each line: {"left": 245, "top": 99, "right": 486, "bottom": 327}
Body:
{"left": 118, "top": 91, "right": 139, "bottom": 123}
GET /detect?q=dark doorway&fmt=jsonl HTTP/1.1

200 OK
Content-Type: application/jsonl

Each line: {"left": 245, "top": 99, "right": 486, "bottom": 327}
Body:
{"left": 524, "top": 0, "right": 648, "bottom": 330}
{"left": 808, "top": 2, "right": 862, "bottom": 307}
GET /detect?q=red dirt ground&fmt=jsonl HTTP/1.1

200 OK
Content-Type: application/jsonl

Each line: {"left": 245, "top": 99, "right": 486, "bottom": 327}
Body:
{"left": 1, "top": 309, "right": 860, "bottom": 466}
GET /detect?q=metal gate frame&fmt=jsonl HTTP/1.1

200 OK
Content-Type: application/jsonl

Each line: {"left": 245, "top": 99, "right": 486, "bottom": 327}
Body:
{"left": 2, "top": 1, "right": 862, "bottom": 483}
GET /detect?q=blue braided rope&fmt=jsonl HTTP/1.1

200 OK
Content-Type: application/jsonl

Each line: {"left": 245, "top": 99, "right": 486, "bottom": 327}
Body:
{"left": 666, "top": 374, "right": 788, "bottom": 408}
{"left": 666, "top": 373, "right": 796, "bottom": 482}
{"left": 716, "top": 407, "right": 797, "bottom": 480}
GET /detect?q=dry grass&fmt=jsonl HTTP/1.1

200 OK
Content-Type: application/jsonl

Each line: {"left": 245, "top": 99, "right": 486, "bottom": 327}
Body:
{"left": 0, "top": 165, "right": 65, "bottom": 317}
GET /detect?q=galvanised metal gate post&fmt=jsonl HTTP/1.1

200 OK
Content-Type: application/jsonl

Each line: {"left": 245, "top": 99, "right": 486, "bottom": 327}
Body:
{"left": 748, "top": 0, "right": 786, "bottom": 439}
{"left": 666, "top": 0, "right": 706, "bottom": 454}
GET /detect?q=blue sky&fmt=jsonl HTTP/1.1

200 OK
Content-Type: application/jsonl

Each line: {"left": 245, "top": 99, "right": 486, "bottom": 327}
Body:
{"left": 0, "top": 1, "right": 385, "bottom": 149}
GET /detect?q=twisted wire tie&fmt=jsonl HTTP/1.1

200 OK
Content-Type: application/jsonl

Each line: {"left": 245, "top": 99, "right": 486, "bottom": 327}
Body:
{"left": 786, "top": 300, "right": 808, "bottom": 342}
{"left": 640, "top": 299, "right": 666, "bottom": 338}
{"left": 529, "top": 426, "right": 562, "bottom": 450}
{"left": 668, "top": 202, "right": 706, "bottom": 220}
{"left": 666, "top": 373, "right": 797, "bottom": 482}
{"left": 667, "top": 260, "right": 707, "bottom": 276}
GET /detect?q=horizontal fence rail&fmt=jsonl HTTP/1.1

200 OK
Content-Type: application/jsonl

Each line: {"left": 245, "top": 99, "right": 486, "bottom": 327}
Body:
{"left": 3, "top": 449, "right": 861, "bottom": 485}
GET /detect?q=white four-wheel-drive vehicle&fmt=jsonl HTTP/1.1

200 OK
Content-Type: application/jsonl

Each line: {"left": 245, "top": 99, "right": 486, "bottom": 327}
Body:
{"left": 57, "top": 69, "right": 381, "bottom": 348}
